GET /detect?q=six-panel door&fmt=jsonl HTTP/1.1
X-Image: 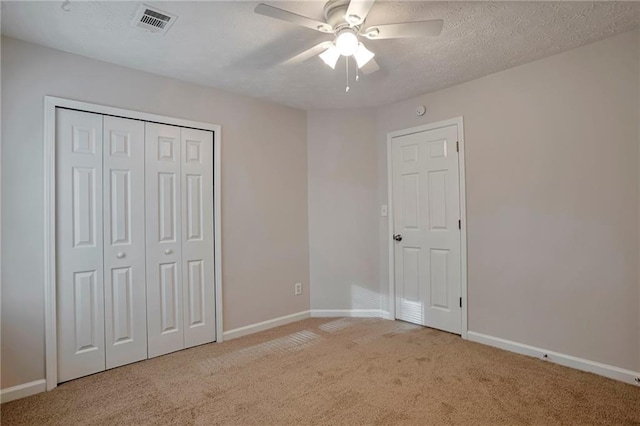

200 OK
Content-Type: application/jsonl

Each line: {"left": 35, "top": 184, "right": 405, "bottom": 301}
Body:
{"left": 392, "top": 124, "right": 462, "bottom": 334}
{"left": 103, "top": 116, "right": 148, "bottom": 369}
{"left": 57, "top": 109, "right": 106, "bottom": 382}
{"left": 181, "top": 128, "right": 215, "bottom": 349}
{"left": 145, "top": 122, "right": 185, "bottom": 358}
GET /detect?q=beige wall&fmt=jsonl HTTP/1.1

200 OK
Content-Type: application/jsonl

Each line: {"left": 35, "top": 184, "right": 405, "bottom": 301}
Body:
{"left": 307, "top": 29, "right": 640, "bottom": 372}
{"left": 307, "top": 109, "right": 379, "bottom": 311}
{"left": 1, "top": 36, "right": 310, "bottom": 389}
{"left": 374, "top": 29, "right": 640, "bottom": 371}
{"left": 3, "top": 27, "right": 639, "bottom": 393}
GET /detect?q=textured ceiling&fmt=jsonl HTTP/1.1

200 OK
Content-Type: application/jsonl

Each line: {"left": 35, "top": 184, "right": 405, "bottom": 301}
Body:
{"left": 2, "top": 1, "right": 639, "bottom": 110}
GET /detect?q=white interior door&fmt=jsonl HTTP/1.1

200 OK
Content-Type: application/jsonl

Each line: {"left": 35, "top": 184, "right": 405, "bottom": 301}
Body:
{"left": 392, "top": 124, "right": 462, "bottom": 334}
{"left": 145, "top": 122, "right": 184, "bottom": 358}
{"left": 181, "top": 128, "right": 216, "bottom": 348}
{"left": 56, "top": 108, "right": 105, "bottom": 382}
{"left": 103, "top": 116, "right": 147, "bottom": 369}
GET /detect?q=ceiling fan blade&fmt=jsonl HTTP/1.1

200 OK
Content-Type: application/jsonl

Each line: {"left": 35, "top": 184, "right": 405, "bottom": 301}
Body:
{"left": 255, "top": 3, "right": 333, "bottom": 33}
{"left": 363, "top": 20, "right": 443, "bottom": 39}
{"left": 360, "top": 57, "right": 379, "bottom": 75}
{"left": 345, "top": 0, "right": 376, "bottom": 26}
{"left": 283, "top": 42, "right": 333, "bottom": 66}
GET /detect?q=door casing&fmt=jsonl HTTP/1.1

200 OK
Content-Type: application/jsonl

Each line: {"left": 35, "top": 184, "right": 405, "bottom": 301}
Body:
{"left": 386, "top": 117, "right": 468, "bottom": 339}
{"left": 44, "top": 96, "right": 223, "bottom": 391}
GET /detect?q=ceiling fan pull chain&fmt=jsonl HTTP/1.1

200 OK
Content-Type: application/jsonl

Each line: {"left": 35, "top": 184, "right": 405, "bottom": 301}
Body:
{"left": 346, "top": 57, "right": 350, "bottom": 92}
{"left": 356, "top": 63, "right": 359, "bottom": 82}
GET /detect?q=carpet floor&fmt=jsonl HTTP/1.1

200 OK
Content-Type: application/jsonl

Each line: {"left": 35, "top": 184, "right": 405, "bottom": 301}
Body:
{"left": 2, "top": 318, "right": 639, "bottom": 425}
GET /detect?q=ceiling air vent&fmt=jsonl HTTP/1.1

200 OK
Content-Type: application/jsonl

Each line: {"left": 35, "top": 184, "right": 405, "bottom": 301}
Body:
{"left": 133, "top": 4, "right": 177, "bottom": 35}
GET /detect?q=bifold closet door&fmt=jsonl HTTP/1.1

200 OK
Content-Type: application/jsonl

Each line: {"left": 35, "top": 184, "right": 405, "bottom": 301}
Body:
{"left": 145, "top": 123, "right": 184, "bottom": 358}
{"left": 58, "top": 111, "right": 216, "bottom": 379}
{"left": 103, "top": 116, "right": 147, "bottom": 369}
{"left": 181, "top": 128, "right": 215, "bottom": 348}
{"left": 57, "top": 108, "right": 105, "bottom": 382}
{"left": 146, "top": 123, "right": 216, "bottom": 357}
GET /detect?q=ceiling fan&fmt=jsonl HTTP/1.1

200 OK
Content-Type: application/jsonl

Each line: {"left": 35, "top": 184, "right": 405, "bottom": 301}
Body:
{"left": 254, "top": 0, "right": 443, "bottom": 89}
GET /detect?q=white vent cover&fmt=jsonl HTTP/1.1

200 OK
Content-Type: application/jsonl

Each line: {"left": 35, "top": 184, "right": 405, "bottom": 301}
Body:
{"left": 133, "top": 4, "right": 177, "bottom": 35}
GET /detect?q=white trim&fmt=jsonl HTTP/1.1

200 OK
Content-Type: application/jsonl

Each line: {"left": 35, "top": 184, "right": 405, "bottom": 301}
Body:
{"left": 457, "top": 119, "right": 468, "bottom": 340}
{"left": 386, "top": 132, "right": 395, "bottom": 322}
{"left": 223, "top": 311, "right": 311, "bottom": 340}
{"left": 44, "top": 97, "right": 57, "bottom": 391}
{"left": 43, "top": 96, "right": 223, "bottom": 391}
{"left": 468, "top": 331, "right": 640, "bottom": 386}
{"left": 310, "top": 309, "right": 384, "bottom": 318}
{"left": 1, "top": 380, "right": 47, "bottom": 403}
{"left": 380, "top": 310, "right": 394, "bottom": 320}
{"left": 44, "top": 96, "right": 220, "bottom": 132}
{"left": 213, "top": 123, "right": 223, "bottom": 343}
{"left": 386, "top": 117, "right": 468, "bottom": 338}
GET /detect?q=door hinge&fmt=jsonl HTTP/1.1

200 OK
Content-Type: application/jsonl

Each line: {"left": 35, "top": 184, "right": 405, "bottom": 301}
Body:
{"left": 456, "top": 141, "right": 459, "bottom": 152}
{"left": 458, "top": 219, "right": 461, "bottom": 230}
{"left": 459, "top": 297, "right": 462, "bottom": 308}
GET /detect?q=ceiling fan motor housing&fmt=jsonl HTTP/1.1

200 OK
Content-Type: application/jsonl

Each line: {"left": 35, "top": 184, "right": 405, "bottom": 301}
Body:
{"left": 324, "top": 0, "right": 362, "bottom": 31}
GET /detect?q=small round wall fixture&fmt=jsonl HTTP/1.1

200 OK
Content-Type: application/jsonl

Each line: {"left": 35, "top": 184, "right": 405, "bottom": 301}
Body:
{"left": 416, "top": 105, "right": 426, "bottom": 116}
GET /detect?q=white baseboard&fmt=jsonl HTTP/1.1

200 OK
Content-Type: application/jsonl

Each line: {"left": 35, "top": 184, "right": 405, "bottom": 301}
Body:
{"left": 467, "top": 331, "right": 640, "bottom": 386}
{"left": 223, "top": 310, "right": 311, "bottom": 341}
{"left": 223, "top": 309, "right": 391, "bottom": 340}
{"left": 310, "top": 309, "right": 384, "bottom": 318}
{"left": 1, "top": 379, "right": 47, "bottom": 403}
{"left": 380, "top": 310, "right": 394, "bottom": 320}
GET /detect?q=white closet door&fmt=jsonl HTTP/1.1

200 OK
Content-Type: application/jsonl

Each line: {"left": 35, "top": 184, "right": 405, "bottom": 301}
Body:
{"left": 181, "top": 128, "right": 215, "bottom": 348}
{"left": 145, "top": 122, "right": 184, "bottom": 358}
{"left": 56, "top": 108, "right": 105, "bottom": 382}
{"left": 103, "top": 116, "right": 147, "bottom": 368}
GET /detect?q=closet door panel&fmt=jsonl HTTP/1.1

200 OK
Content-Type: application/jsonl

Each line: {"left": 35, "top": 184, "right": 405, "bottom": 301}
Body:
{"left": 145, "top": 122, "right": 184, "bottom": 358}
{"left": 103, "top": 116, "right": 147, "bottom": 369}
{"left": 56, "top": 108, "right": 105, "bottom": 382}
{"left": 181, "top": 128, "right": 215, "bottom": 348}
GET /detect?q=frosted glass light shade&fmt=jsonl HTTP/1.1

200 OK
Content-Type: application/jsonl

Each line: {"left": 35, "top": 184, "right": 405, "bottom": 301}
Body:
{"left": 336, "top": 31, "right": 359, "bottom": 56}
{"left": 319, "top": 45, "right": 341, "bottom": 69}
{"left": 354, "top": 43, "right": 375, "bottom": 68}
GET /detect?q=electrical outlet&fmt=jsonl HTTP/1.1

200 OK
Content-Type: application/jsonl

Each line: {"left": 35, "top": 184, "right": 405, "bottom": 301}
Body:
{"left": 294, "top": 282, "right": 303, "bottom": 296}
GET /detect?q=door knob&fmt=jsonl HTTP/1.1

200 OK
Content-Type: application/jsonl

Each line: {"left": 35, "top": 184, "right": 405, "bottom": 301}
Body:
{"left": 116, "top": 252, "right": 125, "bottom": 259}
{"left": 393, "top": 234, "right": 402, "bottom": 242}
{"left": 164, "top": 249, "right": 172, "bottom": 255}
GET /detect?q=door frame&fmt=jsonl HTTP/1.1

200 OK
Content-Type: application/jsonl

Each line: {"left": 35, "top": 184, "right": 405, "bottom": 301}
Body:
{"left": 386, "top": 116, "right": 468, "bottom": 339}
{"left": 43, "top": 96, "right": 223, "bottom": 391}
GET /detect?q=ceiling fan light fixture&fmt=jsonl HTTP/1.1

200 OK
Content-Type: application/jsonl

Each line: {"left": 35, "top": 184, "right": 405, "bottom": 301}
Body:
{"left": 354, "top": 43, "right": 375, "bottom": 68}
{"left": 319, "top": 45, "right": 341, "bottom": 69}
{"left": 335, "top": 30, "right": 359, "bottom": 56}
{"left": 254, "top": 0, "right": 445, "bottom": 86}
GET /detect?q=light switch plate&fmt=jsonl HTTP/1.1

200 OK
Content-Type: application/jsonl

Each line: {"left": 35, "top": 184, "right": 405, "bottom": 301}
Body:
{"left": 381, "top": 205, "right": 388, "bottom": 217}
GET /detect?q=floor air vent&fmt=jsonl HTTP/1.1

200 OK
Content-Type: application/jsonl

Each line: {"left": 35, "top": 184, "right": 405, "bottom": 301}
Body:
{"left": 133, "top": 4, "right": 177, "bottom": 35}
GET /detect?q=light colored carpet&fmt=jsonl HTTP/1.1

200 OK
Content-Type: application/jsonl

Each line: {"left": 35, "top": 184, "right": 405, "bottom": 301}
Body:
{"left": 2, "top": 318, "right": 639, "bottom": 425}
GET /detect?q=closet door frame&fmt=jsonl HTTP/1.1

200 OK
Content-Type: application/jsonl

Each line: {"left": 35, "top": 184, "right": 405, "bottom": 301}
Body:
{"left": 44, "top": 96, "right": 222, "bottom": 391}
